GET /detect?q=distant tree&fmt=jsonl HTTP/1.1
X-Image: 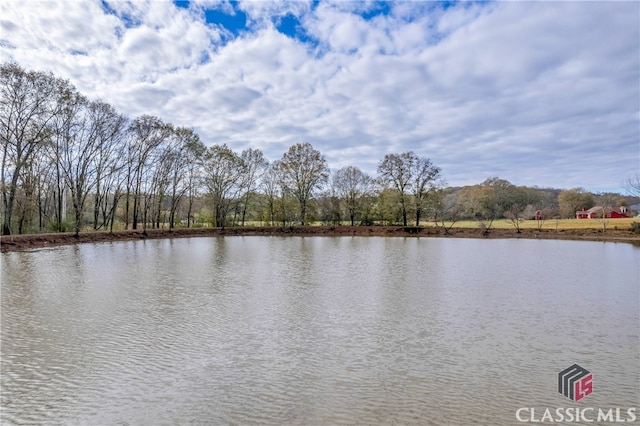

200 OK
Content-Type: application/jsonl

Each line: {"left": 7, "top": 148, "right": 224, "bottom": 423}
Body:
{"left": 144, "top": 127, "right": 202, "bottom": 230}
{"left": 374, "top": 187, "right": 402, "bottom": 225}
{"left": 50, "top": 94, "right": 126, "bottom": 236}
{"left": 558, "top": 188, "right": 594, "bottom": 218}
{"left": 501, "top": 186, "right": 541, "bottom": 233}
{"left": 377, "top": 152, "right": 412, "bottom": 226}
{"left": 90, "top": 103, "right": 128, "bottom": 232}
{"left": 317, "top": 185, "right": 342, "bottom": 226}
{"left": 411, "top": 156, "right": 442, "bottom": 226}
{"left": 29, "top": 151, "right": 57, "bottom": 232}
{"left": 481, "top": 177, "right": 512, "bottom": 188}
{"left": 627, "top": 172, "right": 640, "bottom": 198}
{"left": 166, "top": 128, "right": 199, "bottom": 229}
{"left": 470, "top": 178, "right": 543, "bottom": 233}
{"left": 183, "top": 136, "right": 206, "bottom": 228}
{"left": 239, "top": 148, "right": 267, "bottom": 226}
{"left": 14, "top": 161, "right": 38, "bottom": 234}
{"left": 261, "top": 161, "right": 280, "bottom": 226}
{"left": 0, "top": 63, "right": 61, "bottom": 235}
{"left": 531, "top": 188, "right": 559, "bottom": 218}
{"left": 594, "top": 192, "right": 627, "bottom": 210}
{"left": 125, "top": 115, "right": 173, "bottom": 230}
{"left": 594, "top": 194, "right": 617, "bottom": 233}
{"left": 148, "top": 141, "right": 175, "bottom": 229}
{"left": 333, "top": 166, "right": 372, "bottom": 226}
{"left": 279, "top": 143, "right": 329, "bottom": 225}
{"left": 378, "top": 152, "right": 442, "bottom": 227}
{"left": 260, "top": 161, "right": 296, "bottom": 227}
{"left": 593, "top": 193, "right": 626, "bottom": 233}
{"left": 202, "top": 144, "right": 245, "bottom": 228}
{"left": 534, "top": 206, "right": 556, "bottom": 231}
{"left": 433, "top": 189, "right": 464, "bottom": 234}
{"left": 457, "top": 184, "right": 502, "bottom": 233}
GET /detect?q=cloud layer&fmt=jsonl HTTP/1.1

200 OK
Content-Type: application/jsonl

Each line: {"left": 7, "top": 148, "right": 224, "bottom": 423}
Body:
{"left": 1, "top": 0, "right": 638, "bottom": 192}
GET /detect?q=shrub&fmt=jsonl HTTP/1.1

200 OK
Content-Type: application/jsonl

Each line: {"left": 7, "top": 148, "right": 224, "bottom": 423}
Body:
{"left": 631, "top": 222, "right": 640, "bottom": 234}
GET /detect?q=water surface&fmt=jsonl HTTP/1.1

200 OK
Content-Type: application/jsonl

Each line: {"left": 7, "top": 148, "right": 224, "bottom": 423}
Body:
{"left": 2, "top": 237, "right": 638, "bottom": 424}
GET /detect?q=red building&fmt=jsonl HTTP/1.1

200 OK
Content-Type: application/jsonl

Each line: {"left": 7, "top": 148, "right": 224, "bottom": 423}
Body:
{"left": 576, "top": 206, "right": 628, "bottom": 219}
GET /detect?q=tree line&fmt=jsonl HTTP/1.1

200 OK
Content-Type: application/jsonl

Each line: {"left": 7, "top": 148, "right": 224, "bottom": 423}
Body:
{"left": 1, "top": 62, "right": 637, "bottom": 236}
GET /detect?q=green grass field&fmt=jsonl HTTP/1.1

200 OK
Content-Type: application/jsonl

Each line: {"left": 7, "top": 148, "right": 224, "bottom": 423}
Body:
{"left": 244, "top": 218, "right": 640, "bottom": 230}
{"left": 91, "top": 217, "right": 638, "bottom": 233}
{"left": 431, "top": 218, "right": 639, "bottom": 230}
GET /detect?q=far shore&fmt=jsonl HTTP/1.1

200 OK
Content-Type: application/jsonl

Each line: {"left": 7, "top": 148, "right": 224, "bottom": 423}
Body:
{"left": 1, "top": 225, "right": 639, "bottom": 252}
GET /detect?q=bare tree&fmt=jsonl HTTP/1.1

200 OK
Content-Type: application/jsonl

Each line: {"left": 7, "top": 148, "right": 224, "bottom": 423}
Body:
{"left": 499, "top": 185, "right": 540, "bottom": 233}
{"left": 411, "top": 156, "right": 442, "bottom": 226}
{"left": 279, "top": 143, "right": 329, "bottom": 225}
{"left": 148, "top": 143, "right": 174, "bottom": 229}
{"left": 0, "top": 63, "right": 61, "bottom": 235}
{"left": 202, "top": 144, "right": 245, "bottom": 228}
{"left": 91, "top": 103, "right": 128, "bottom": 231}
{"left": 318, "top": 179, "right": 342, "bottom": 225}
{"left": 457, "top": 184, "right": 501, "bottom": 234}
{"left": 333, "top": 166, "right": 372, "bottom": 226}
{"left": 164, "top": 128, "right": 202, "bottom": 229}
{"left": 627, "top": 172, "right": 640, "bottom": 198}
{"left": 433, "top": 189, "right": 463, "bottom": 234}
{"left": 378, "top": 153, "right": 412, "bottom": 226}
{"left": 239, "top": 148, "right": 267, "bottom": 226}
{"left": 378, "top": 151, "right": 442, "bottom": 227}
{"left": 48, "top": 86, "right": 122, "bottom": 236}
{"left": 183, "top": 136, "right": 206, "bottom": 228}
{"left": 58, "top": 90, "right": 92, "bottom": 236}
{"left": 262, "top": 161, "right": 292, "bottom": 226}
{"left": 534, "top": 207, "right": 556, "bottom": 231}
{"left": 125, "top": 115, "right": 173, "bottom": 231}
{"left": 593, "top": 193, "right": 620, "bottom": 233}
{"left": 261, "top": 162, "right": 278, "bottom": 226}
{"left": 31, "top": 153, "right": 57, "bottom": 231}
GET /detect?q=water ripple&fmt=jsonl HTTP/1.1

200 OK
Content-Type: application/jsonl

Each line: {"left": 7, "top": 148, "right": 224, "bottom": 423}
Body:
{"left": 1, "top": 238, "right": 638, "bottom": 425}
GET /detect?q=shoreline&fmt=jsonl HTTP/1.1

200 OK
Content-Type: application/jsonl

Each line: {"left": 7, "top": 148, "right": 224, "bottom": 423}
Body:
{"left": 1, "top": 226, "right": 639, "bottom": 252}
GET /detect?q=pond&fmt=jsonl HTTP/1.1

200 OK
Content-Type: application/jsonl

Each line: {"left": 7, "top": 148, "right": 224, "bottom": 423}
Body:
{"left": 1, "top": 237, "right": 638, "bottom": 424}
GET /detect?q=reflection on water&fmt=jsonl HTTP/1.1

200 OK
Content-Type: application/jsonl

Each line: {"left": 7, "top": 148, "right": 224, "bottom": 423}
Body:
{"left": 1, "top": 237, "right": 639, "bottom": 424}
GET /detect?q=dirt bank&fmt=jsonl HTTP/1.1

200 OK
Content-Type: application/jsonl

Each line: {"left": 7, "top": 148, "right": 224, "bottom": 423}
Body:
{"left": 2, "top": 225, "right": 639, "bottom": 252}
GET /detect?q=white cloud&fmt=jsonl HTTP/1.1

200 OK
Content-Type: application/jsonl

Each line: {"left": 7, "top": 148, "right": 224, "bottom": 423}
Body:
{"left": 0, "top": 0, "right": 637, "bottom": 192}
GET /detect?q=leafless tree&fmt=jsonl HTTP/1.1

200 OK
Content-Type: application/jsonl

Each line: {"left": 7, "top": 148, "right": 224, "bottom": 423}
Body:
{"left": 411, "top": 156, "right": 442, "bottom": 226}
{"left": 125, "top": 115, "right": 173, "bottom": 231}
{"left": 333, "top": 166, "right": 372, "bottom": 226}
{"left": 164, "top": 128, "right": 202, "bottom": 229}
{"left": 534, "top": 207, "right": 556, "bottom": 231}
{"left": 318, "top": 177, "right": 342, "bottom": 225}
{"left": 90, "top": 103, "right": 128, "bottom": 231}
{"left": 279, "top": 143, "right": 329, "bottom": 225}
{"left": 433, "top": 190, "right": 463, "bottom": 234}
{"left": 238, "top": 148, "right": 267, "bottom": 226}
{"left": 183, "top": 136, "right": 206, "bottom": 228}
{"left": 0, "top": 63, "right": 61, "bottom": 235}
{"left": 378, "top": 153, "right": 412, "bottom": 226}
{"left": 48, "top": 86, "right": 124, "bottom": 236}
{"left": 627, "top": 172, "right": 640, "bottom": 198}
{"left": 202, "top": 144, "right": 245, "bottom": 228}
{"left": 378, "top": 151, "right": 442, "bottom": 227}
{"left": 261, "top": 161, "right": 281, "bottom": 226}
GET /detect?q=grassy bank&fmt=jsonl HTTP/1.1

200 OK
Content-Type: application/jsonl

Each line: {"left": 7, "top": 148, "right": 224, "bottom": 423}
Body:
{"left": 1, "top": 221, "right": 639, "bottom": 252}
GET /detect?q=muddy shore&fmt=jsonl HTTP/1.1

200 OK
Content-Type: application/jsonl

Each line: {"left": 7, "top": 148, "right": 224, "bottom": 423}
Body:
{"left": 1, "top": 225, "right": 639, "bottom": 252}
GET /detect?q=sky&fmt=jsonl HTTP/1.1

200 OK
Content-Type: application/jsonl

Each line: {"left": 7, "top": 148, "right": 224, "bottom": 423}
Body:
{"left": 1, "top": 0, "right": 638, "bottom": 193}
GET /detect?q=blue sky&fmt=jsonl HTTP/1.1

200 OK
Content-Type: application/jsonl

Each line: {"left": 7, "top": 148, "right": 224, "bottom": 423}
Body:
{"left": 1, "top": 0, "right": 638, "bottom": 193}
